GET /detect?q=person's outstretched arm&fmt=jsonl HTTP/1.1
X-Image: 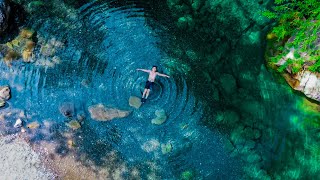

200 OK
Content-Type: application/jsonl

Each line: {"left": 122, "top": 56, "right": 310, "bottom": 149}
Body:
{"left": 136, "top": 68, "right": 151, "bottom": 73}
{"left": 157, "top": 72, "right": 170, "bottom": 78}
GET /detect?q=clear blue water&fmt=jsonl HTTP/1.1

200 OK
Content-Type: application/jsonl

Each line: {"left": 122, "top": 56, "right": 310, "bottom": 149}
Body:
{"left": 0, "top": 0, "right": 243, "bottom": 178}
{"left": 2, "top": 0, "right": 318, "bottom": 179}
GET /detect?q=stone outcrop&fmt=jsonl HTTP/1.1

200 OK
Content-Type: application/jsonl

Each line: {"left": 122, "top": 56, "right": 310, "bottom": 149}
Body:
{"left": 285, "top": 71, "right": 320, "bottom": 101}
{"left": 0, "top": 0, "right": 10, "bottom": 33}
{"left": 59, "top": 102, "right": 74, "bottom": 117}
{"left": 272, "top": 32, "right": 320, "bottom": 102}
{"left": 88, "top": 103, "right": 131, "bottom": 121}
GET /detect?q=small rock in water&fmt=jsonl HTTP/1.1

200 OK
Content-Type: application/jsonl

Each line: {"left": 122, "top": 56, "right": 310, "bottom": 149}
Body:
{"left": 151, "top": 109, "right": 167, "bottom": 125}
{"left": 66, "top": 120, "right": 81, "bottom": 130}
{"left": 14, "top": 118, "right": 23, "bottom": 128}
{"left": 129, "top": 96, "right": 142, "bottom": 109}
{"left": 161, "top": 142, "right": 173, "bottom": 154}
{"left": 27, "top": 121, "right": 40, "bottom": 129}
{"left": 0, "top": 99, "right": 5, "bottom": 107}
{"left": 88, "top": 103, "right": 131, "bottom": 121}
{"left": 67, "top": 139, "right": 75, "bottom": 148}
{"left": 59, "top": 102, "right": 74, "bottom": 117}
{"left": 0, "top": 85, "right": 11, "bottom": 100}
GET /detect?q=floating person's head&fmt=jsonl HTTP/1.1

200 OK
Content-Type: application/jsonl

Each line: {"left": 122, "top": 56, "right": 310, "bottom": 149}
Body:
{"left": 152, "top": 66, "right": 157, "bottom": 72}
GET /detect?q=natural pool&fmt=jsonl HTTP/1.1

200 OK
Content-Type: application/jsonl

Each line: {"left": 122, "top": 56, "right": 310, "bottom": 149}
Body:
{"left": 0, "top": 0, "right": 319, "bottom": 179}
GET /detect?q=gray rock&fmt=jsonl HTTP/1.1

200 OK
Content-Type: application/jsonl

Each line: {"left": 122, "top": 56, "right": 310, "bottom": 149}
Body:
{"left": 88, "top": 103, "right": 131, "bottom": 121}
{"left": 0, "top": 85, "right": 10, "bottom": 100}
{"left": 0, "top": 0, "right": 10, "bottom": 33}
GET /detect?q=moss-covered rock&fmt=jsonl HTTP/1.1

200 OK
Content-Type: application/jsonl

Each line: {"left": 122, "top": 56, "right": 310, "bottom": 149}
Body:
{"left": 66, "top": 120, "right": 81, "bottom": 130}
{"left": 129, "top": 96, "right": 142, "bottom": 109}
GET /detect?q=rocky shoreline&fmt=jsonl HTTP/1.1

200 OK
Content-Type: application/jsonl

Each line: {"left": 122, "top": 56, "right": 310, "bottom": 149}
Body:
{"left": 266, "top": 33, "right": 320, "bottom": 102}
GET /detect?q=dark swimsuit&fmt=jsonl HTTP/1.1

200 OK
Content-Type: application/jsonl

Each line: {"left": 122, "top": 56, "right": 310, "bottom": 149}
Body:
{"left": 145, "top": 81, "right": 154, "bottom": 89}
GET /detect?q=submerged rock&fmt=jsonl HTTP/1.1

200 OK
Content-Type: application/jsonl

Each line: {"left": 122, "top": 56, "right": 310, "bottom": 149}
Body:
{"left": 88, "top": 103, "right": 131, "bottom": 121}
{"left": 66, "top": 120, "right": 81, "bottom": 130}
{"left": 0, "top": 99, "right": 5, "bottom": 107}
{"left": 1, "top": 28, "right": 36, "bottom": 65}
{"left": 0, "top": 0, "right": 10, "bottom": 33}
{"left": 161, "top": 142, "right": 172, "bottom": 154}
{"left": 27, "top": 121, "right": 40, "bottom": 129}
{"left": 142, "top": 139, "right": 160, "bottom": 152}
{"left": 151, "top": 109, "right": 167, "bottom": 125}
{"left": 287, "top": 71, "right": 320, "bottom": 102}
{"left": 129, "top": 96, "right": 142, "bottom": 109}
{"left": 59, "top": 102, "right": 74, "bottom": 117}
{"left": 0, "top": 85, "right": 10, "bottom": 100}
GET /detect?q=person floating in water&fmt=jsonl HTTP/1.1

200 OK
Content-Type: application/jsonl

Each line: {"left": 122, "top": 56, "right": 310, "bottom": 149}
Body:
{"left": 136, "top": 66, "right": 170, "bottom": 103}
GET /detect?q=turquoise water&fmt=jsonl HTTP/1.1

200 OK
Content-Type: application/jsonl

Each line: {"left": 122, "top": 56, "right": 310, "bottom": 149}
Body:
{"left": 0, "top": 0, "right": 319, "bottom": 179}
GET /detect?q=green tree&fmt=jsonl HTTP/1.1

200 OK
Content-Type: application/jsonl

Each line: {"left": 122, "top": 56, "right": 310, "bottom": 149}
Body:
{"left": 263, "top": 0, "right": 320, "bottom": 72}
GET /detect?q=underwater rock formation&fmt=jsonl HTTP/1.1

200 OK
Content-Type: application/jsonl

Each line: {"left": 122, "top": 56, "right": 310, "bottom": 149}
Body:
{"left": 88, "top": 103, "right": 131, "bottom": 121}
{"left": 151, "top": 109, "right": 167, "bottom": 125}
{"left": 66, "top": 120, "right": 81, "bottom": 130}
{"left": 0, "top": 0, "right": 10, "bottom": 33}
{"left": 59, "top": 102, "right": 74, "bottom": 118}
{"left": 129, "top": 96, "right": 142, "bottom": 109}
{"left": 161, "top": 142, "right": 172, "bottom": 154}
{"left": 0, "top": 28, "right": 36, "bottom": 65}
{"left": 27, "top": 121, "right": 40, "bottom": 129}
{"left": 0, "top": 99, "right": 4, "bottom": 107}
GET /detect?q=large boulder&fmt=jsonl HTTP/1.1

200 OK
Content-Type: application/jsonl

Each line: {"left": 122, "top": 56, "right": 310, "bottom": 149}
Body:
{"left": 0, "top": 0, "right": 10, "bottom": 33}
{"left": 88, "top": 103, "right": 131, "bottom": 121}
{"left": 289, "top": 71, "right": 320, "bottom": 102}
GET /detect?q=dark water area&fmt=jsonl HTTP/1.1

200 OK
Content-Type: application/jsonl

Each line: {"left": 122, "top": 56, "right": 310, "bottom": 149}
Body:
{"left": 0, "top": 0, "right": 319, "bottom": 179}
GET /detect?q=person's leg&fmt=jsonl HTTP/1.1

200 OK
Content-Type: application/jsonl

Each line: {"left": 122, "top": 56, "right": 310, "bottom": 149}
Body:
{"left": 142, "top": 88, "right": 148, "bottom": 98}
{"left": 145, "top": 89, "right": 151, "bottom": 99}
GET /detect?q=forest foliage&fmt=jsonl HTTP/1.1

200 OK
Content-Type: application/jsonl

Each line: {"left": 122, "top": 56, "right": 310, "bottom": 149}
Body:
{"left": 263, "top": 0, "right": 320, "bottom": 72}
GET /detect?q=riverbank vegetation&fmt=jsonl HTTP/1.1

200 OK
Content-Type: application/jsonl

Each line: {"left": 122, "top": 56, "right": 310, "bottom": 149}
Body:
{"left": 263, "top": 0, "right": 320, "bottom": 73}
